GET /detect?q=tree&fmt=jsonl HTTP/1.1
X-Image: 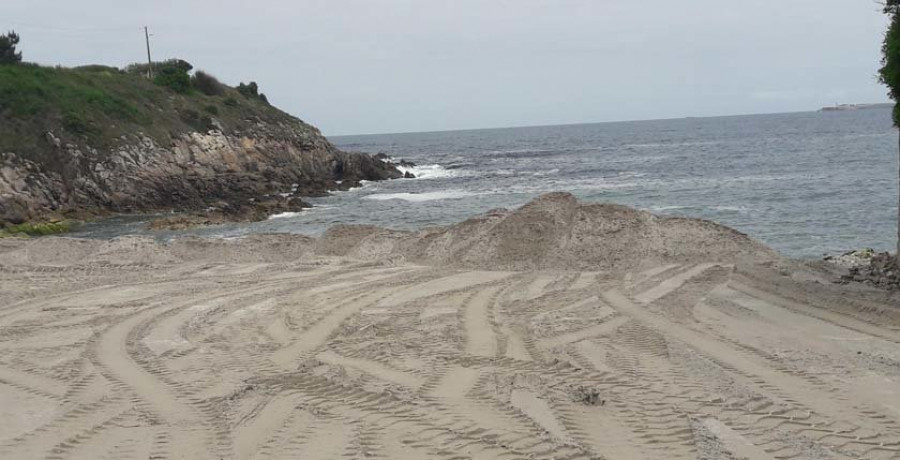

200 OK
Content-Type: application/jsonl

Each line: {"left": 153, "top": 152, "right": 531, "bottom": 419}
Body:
{"left": 0, "top": 31, "right": 22, "bottom": 64}
{"left": 880, "top": 0, "right": 900, "bottom": 259}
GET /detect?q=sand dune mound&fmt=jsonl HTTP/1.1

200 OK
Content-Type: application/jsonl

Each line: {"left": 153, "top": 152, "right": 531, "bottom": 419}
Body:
{"left": 1, "top": 193, "right": 775, "bottom": 270}
{"left": 321, "top": 192, "right": 777, "bottom": 270}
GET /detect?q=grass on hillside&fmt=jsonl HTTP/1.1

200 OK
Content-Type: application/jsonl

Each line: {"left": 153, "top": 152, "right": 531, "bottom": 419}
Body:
{"left": 0, "top": 63, "right": 300, "bottom": 166}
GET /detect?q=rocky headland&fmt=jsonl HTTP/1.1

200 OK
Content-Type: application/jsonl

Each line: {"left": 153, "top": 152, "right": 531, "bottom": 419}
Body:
{"left": 0, "top": 61, "right": 401, "bottom": 232}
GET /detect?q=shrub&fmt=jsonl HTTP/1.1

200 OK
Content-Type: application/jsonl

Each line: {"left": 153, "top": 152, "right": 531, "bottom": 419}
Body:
{"left": 191, "top": 70, "right": 225, "bottom": 96}
{"left": 126, "top": 58, "right": 193, "bottom": 79}
{"left": 62, "top": 111, "right": 92, "bottom": 135}
{"left": 223, "top": 96, "right": 239, "bottom": 107}
{"left": 203, "top": 104, "right": 219, "bottom": 115}
{"left": 237, "top": 81, "right": 269, "bottom": 104}
{"left": 161, "top": 59, "right": 193, "bottom": 74}
{"left": 237, "top": 81, "right": 259, "bottom": 98}
{"left": 154, "top": 66, "right": 191, "bottom": 93}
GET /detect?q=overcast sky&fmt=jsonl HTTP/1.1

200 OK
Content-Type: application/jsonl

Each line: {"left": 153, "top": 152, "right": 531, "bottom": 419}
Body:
{"left": 4, "top": 0, "right": 891, "bottom": 135}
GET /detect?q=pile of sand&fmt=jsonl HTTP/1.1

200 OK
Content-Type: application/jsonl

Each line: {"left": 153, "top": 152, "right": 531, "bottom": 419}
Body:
{"left": 319, "top": 192, "right": 777, "bottom": 270}
{"left": 0, "top": 193, "right": 776, "bottom": 270}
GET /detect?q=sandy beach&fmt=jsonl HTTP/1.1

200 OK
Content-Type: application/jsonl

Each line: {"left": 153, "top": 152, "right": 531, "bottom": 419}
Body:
{"left": 1, "top": 194, "right": 899, "bottom": 459}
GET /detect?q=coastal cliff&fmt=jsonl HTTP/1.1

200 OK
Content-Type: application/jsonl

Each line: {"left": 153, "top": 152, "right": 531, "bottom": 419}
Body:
{"left": 0, "top": 62, "right": 400, "bottom": 227}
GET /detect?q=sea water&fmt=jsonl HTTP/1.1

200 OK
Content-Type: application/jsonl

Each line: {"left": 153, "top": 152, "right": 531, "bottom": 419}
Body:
{"left": 72, "top": 109, "right": 899, "bottom": 259}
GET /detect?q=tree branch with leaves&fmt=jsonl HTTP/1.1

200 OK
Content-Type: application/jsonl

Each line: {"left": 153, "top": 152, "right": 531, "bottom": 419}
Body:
{"left": 879, "top": 0, "right": 900, "bottom": 259}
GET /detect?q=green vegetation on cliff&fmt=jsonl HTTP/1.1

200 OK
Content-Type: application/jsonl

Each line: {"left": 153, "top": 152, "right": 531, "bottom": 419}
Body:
{"left": 0, "top": 58, "right": 303, "bottom": 163}
{"left": 0, "top": 33, "right": 399, "bottom": 229}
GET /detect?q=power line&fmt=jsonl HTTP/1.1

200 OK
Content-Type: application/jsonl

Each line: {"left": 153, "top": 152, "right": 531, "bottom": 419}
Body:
{"left": 8, "top": 21, "right": 143, "bottom": 34}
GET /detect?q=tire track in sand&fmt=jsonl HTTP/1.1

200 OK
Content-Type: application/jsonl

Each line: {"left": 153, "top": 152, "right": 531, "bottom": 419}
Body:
{"left": 0, "top": 365, "right": 69, "bottom": 400}
{"left": 427, "top": 365, "right": 538, "bottom": 447}
{"left": 232, "top": 392, "right": 307, "bottom": 460}
{"left": 463, "top": 285, "right": 505, "bottom": 358}
{"left": 316, "top": 349, "right": 426, "bottom": 389}
{"left": 536, "top": 315, "right": 628, "bottom": 351}
{"left": 634, "top": 263, "right": 721, "bottom": 304}
{"left": 271, "top": 270, "right": 499, "bottom": 369}
{"left": 270, "top": 371, "right": 593, "bottom": 459}
{"left": 94, "top": 303, "right": 212, "bottom": 458}
{"left": 729, "top": 279, "right": 900, "bottom": 344}
{"left": 270, "top": 290, "right": 400, "bottom": 369}
{"left": 602, "top": 288, "right": 900, "bottom": 449}
{"left": 509, "top": 389, "right": 572, "bottom": 443}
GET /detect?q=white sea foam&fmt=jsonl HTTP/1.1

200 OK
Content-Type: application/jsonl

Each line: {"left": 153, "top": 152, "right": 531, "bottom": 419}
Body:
{"left": 487, "top": 147, "right": 559, "bottom": 155}
{"left": 364, "top": 190, "right": 479, "bottom": 202}
{"left": 396, "top": 164, "right": 459, "bottom": 179}
{"left": 624, "top": 141, "right": 721, "bottom": 149}
{"left": 267, "top": 212, "right": 303, "bottom": 220}
{"left": 648, "top": 205, "right": 749, "bottom": 213}
{"left": 709, "top": 205, "right": 749, "bottom": 212}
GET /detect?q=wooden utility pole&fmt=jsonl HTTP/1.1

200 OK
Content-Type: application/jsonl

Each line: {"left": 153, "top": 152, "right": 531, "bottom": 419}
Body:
{"left": 144, "top": 26, "right": 153, "bottom": 79}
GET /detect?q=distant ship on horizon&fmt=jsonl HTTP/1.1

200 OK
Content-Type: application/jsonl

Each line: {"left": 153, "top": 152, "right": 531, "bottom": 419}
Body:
{"left": 819, "top": 102, "right": 893, "bottom": 112}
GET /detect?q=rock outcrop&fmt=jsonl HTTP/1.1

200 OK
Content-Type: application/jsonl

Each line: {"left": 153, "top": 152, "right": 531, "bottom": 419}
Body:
{"left": 841, "top": 252, "right": 900, "bottom": 290}
{"left": 0, "top": 125, "right": 400, "bottom": 225}
{"left": 0, "top": 62, "right": 401, "bottom": 227}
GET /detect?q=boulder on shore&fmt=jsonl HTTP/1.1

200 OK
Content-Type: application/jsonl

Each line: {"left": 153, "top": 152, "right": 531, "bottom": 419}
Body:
{"left": 841, "top": 252, "right": 900, "bottom": 290}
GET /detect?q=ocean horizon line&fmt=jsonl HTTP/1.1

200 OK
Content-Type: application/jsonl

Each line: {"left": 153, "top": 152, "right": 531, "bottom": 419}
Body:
{"left": 326, "top": 104, "right": 893, "bottom": 139}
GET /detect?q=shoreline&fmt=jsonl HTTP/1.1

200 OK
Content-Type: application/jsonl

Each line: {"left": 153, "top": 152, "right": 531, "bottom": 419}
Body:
{"left": 25, "top": 192, "right": 895, "bottom": 263}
